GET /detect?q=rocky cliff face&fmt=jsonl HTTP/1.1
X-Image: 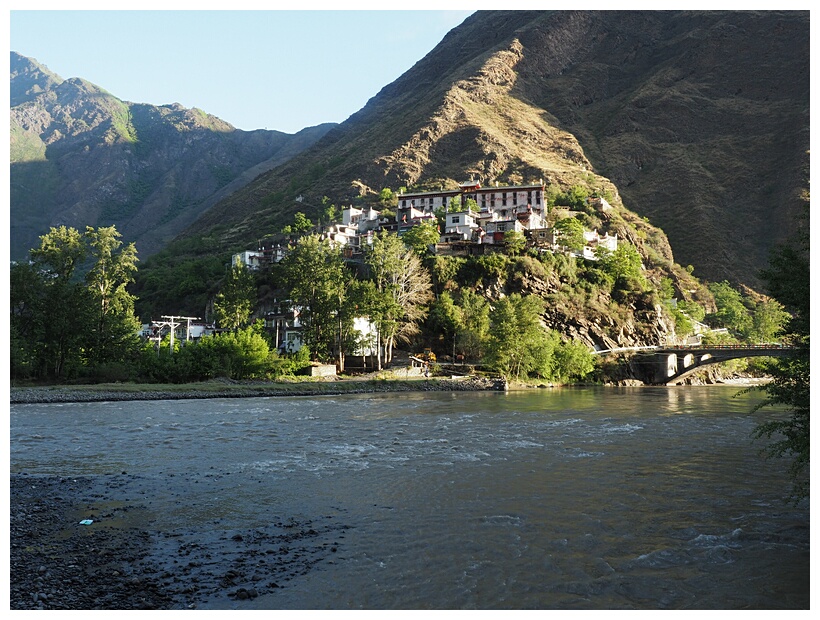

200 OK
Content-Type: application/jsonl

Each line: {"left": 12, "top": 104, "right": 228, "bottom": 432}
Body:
{"left": 9, "top": 52, "right": 335, "bottom": 260}
{"left": 178, "top": 11, "right": 808, "bottom": 290}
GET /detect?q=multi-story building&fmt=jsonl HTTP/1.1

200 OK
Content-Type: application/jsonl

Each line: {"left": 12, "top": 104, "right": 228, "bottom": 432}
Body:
{"left": 397, "top": 180, "right": 547, "bottom": 243}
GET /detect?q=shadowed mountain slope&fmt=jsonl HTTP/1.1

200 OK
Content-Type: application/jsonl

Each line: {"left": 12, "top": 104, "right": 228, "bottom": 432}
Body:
{"left": 10, "top": 52, "right": 335, "bottom": 260}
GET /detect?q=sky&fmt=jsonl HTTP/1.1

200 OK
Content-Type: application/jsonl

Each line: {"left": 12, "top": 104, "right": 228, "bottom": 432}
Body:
{"left": 9, "top": 8, "right": 477, "bottom": 134}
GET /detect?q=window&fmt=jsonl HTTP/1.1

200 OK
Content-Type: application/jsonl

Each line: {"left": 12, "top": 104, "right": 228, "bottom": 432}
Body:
{"left": 512, "top": 193, "right": 517, "bottom": 205}
{"left": 402, "top": 200, "right": 407, "bottom": 207}
{"left": 535, "top": 192, "right": 541, "bottom": 205}
{"left": 527, "top": 191, "right": 532, "bottom": 205}
{"left": 481, "top": 196, "right": 486, "bottom": 208}
{"left": 502, "top": 193, "right": 507, "bottom": 206}
{"left": 452, "top": 216, "right": 460, "bottom": 224}
{"left": 497, "top": 223, "right": 507, "bottom": 232}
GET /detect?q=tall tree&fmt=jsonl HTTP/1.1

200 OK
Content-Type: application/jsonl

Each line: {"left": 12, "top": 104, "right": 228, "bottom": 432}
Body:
{"left": 214, "top": 264, "right": 256, "bottom": 331}
{"left": 485, "top": 294, "right": 555, "bottom": 380}
{"left": 365, "top": 232, "right": 432, "bottom": 365}
{"left": 83, "top": 226, "right": 141, "bottom": 366}
{"left": 279, "top": 235, "right": 349, "bottom": 364}
{"left": 22, "top": 227, "right": 92, "bottom": 378}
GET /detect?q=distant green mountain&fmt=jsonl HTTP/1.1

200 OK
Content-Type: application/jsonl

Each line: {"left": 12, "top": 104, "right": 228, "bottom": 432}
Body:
{"left": 9, "top": 51, "right": 336, "bottom": 260}
{"left": 171, "top": 10, "right": 808, "bottom": 290}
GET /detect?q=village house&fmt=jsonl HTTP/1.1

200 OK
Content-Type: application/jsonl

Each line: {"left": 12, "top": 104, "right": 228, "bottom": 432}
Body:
{"left": 397, "top": 180, "right": 547, "bottom": 244}
{"left": 231, "top": 180, "right": 617, "bottom": 272}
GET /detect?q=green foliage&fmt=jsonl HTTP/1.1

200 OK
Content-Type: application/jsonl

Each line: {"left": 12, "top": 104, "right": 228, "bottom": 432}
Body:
{"left": 83, "top": 226, "right": 141, "bottom": 366}
{"left": 429, "top": 255, "right": 465, "bottom": 293}
{"left": 599, "top": 243, "right": 643, "bottom": 283}
{"left": 427, "top": 291, "right": 462, "bottom": 352}
{"left": 11, "top": 225, "right": 141, "bottom": 381}
{"left": 378, "top": 187, "right": 398, "bottom": 208}
{"left": 460, "top": 253, "right": 510, "bottom": 286}
{"left": 552, "top": 339, "right": 596, "bottom": 382}
{"left": 282, "top": 211, "right": 314, "bottom": 234}
{"left": 705, "top": 281, "right": 752, "bottom": 335}
{"left": 486, "top": 294, "right": 547, "bottom": 379}
{"left": 553, "top": 217, "right": 585, "bottom": 251}
{"left": 503, "top": 230, "right": 527, "bottom": 256}
{"left": 401, "top": 222, "right": 440, "bottom": 257}
{"left": 364, "top": 231, "right": 433, "bottom": 362}
{"left": 214, "top": 264, "right": 256, "bottom": 331}
{"left": 279, "top": 235, "right": 349, "bottom": 362}
{"left": 747, "top": 298, "right": 790, "bottom": 344}
{"left": 749, "top": 211, "right": 809, "bottom": 502}
{"left": 677, "top": 299, "right": 706, "bottom": 323}
{"left": 455, "top": 290, "right": 490, "bottom": 361}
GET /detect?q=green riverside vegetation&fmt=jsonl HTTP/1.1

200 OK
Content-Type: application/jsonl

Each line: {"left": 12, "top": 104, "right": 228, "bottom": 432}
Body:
{"left": 11, "top": 215, "right": 792, "bottom": 388}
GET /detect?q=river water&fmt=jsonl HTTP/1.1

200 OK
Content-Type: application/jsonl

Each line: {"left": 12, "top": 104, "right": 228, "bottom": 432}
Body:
{"left": 9, "top": 386, "right": 809, "bottom": 609}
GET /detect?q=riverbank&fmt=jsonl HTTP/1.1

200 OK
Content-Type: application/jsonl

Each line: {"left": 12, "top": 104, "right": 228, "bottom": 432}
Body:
{"left": 10, "top": 375, "right": 507, "bottom": 405}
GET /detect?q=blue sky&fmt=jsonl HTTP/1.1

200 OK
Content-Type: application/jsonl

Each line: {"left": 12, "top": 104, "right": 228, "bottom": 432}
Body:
{"left": 9, "top": 9, "right": 476, "bottom": 134}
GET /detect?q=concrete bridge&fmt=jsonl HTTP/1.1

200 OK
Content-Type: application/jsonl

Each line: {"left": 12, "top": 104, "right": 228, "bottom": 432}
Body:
{"left": 625, "top": 344, "right": 794, "bottom": 385}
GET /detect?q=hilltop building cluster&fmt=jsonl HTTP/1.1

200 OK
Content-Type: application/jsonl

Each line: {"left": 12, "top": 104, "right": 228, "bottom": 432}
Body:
{"left": 232, "top": 180, "right": 618, "bottom": 270}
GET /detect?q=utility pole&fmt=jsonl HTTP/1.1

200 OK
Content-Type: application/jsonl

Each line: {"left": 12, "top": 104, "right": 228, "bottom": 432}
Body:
{"left": 153, "top": 315, "right": 199, "bottom": 353}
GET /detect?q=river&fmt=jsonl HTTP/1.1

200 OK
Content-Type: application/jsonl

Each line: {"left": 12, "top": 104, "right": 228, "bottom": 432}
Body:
{"left": 9, "top": 385, "right": 809, "bottom": 609}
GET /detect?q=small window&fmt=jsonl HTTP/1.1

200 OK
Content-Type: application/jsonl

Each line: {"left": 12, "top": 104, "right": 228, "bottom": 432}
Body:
{"left": 452, "top": 216, "right": 460, "bottom": 224}
{"left": 535, "top": 192, "right": 541, "bottom": 205}
{"left": 502, "top": 193, "right": 507, "bottom": 206}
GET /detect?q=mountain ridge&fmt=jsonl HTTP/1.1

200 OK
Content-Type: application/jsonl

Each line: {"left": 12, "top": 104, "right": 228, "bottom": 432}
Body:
{"left": 9, "top": 51, "right": 336, "bottom": 260}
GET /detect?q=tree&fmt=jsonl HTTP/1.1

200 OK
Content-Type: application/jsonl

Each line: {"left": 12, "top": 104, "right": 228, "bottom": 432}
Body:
{"left": 427, "top": 291, "right": 462, "bottom": 357}
{"left": 503, "top": 230, "right": 527, "bottom": 256}
{"left": 365, "top": 232, "right": 433, "bottom": 365}
{"left": 706, "top": 281, "right": 752, "bottom": 335}
{"left": 279, "top": 235, "right": 351, "bottom": 365}
{"left": 282, "top": 211, "right": 314, "bottom": 234}
{"left": 750, "top": 207, "right": 809, "bottom": 502}
{"left": 747, "top": 298, "right": 790, "bottom": 343}
{"left": 485, "top": 294, "right": 555, "bottom": 380}
{"left": 378, "top": 187, "right": 397, "bottom": 208}
{"left": 214, "top": 264, "right": 256, "bottom": 331}
{"left": 401, "top": 221, "right": 440, "bottom": 257}
{"left": 84, "top": 226, "right": 141, "bottom": 366}
{"left": 599, "top": 243, "right": 643, "bottom": 282}
{"left": 456, "top": 289, "right": 490, "bottom": 361}
{"left": 553, "top": 217, "right": 585, "bottom": 251}
{"left": 11, "top": 225, "right": 139, "bottom": 379}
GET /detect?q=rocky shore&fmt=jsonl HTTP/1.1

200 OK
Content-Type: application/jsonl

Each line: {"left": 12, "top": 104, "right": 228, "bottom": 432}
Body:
{"left": 10, "top": 473, "right": 353, "bottom": 610}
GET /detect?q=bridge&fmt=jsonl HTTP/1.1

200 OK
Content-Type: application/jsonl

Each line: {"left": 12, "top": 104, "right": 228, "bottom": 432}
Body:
{"left": 596, "top": 344, "right": 794, "bottom": 385}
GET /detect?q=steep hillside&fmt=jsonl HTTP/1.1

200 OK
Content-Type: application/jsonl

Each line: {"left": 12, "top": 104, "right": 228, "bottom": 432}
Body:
{"left": 173, "top": 10, "right": 808, "bottom": 290}
{"left": 9, "top": 52, "right": 335, "bottom": 260}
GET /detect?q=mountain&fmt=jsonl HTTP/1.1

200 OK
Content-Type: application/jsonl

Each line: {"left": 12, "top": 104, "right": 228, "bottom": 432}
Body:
{"left": 9, "top": 52, "right": 336, "bottom": 260}
{"left": 172, "top": 10, "right": 808, "bottom": 290}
